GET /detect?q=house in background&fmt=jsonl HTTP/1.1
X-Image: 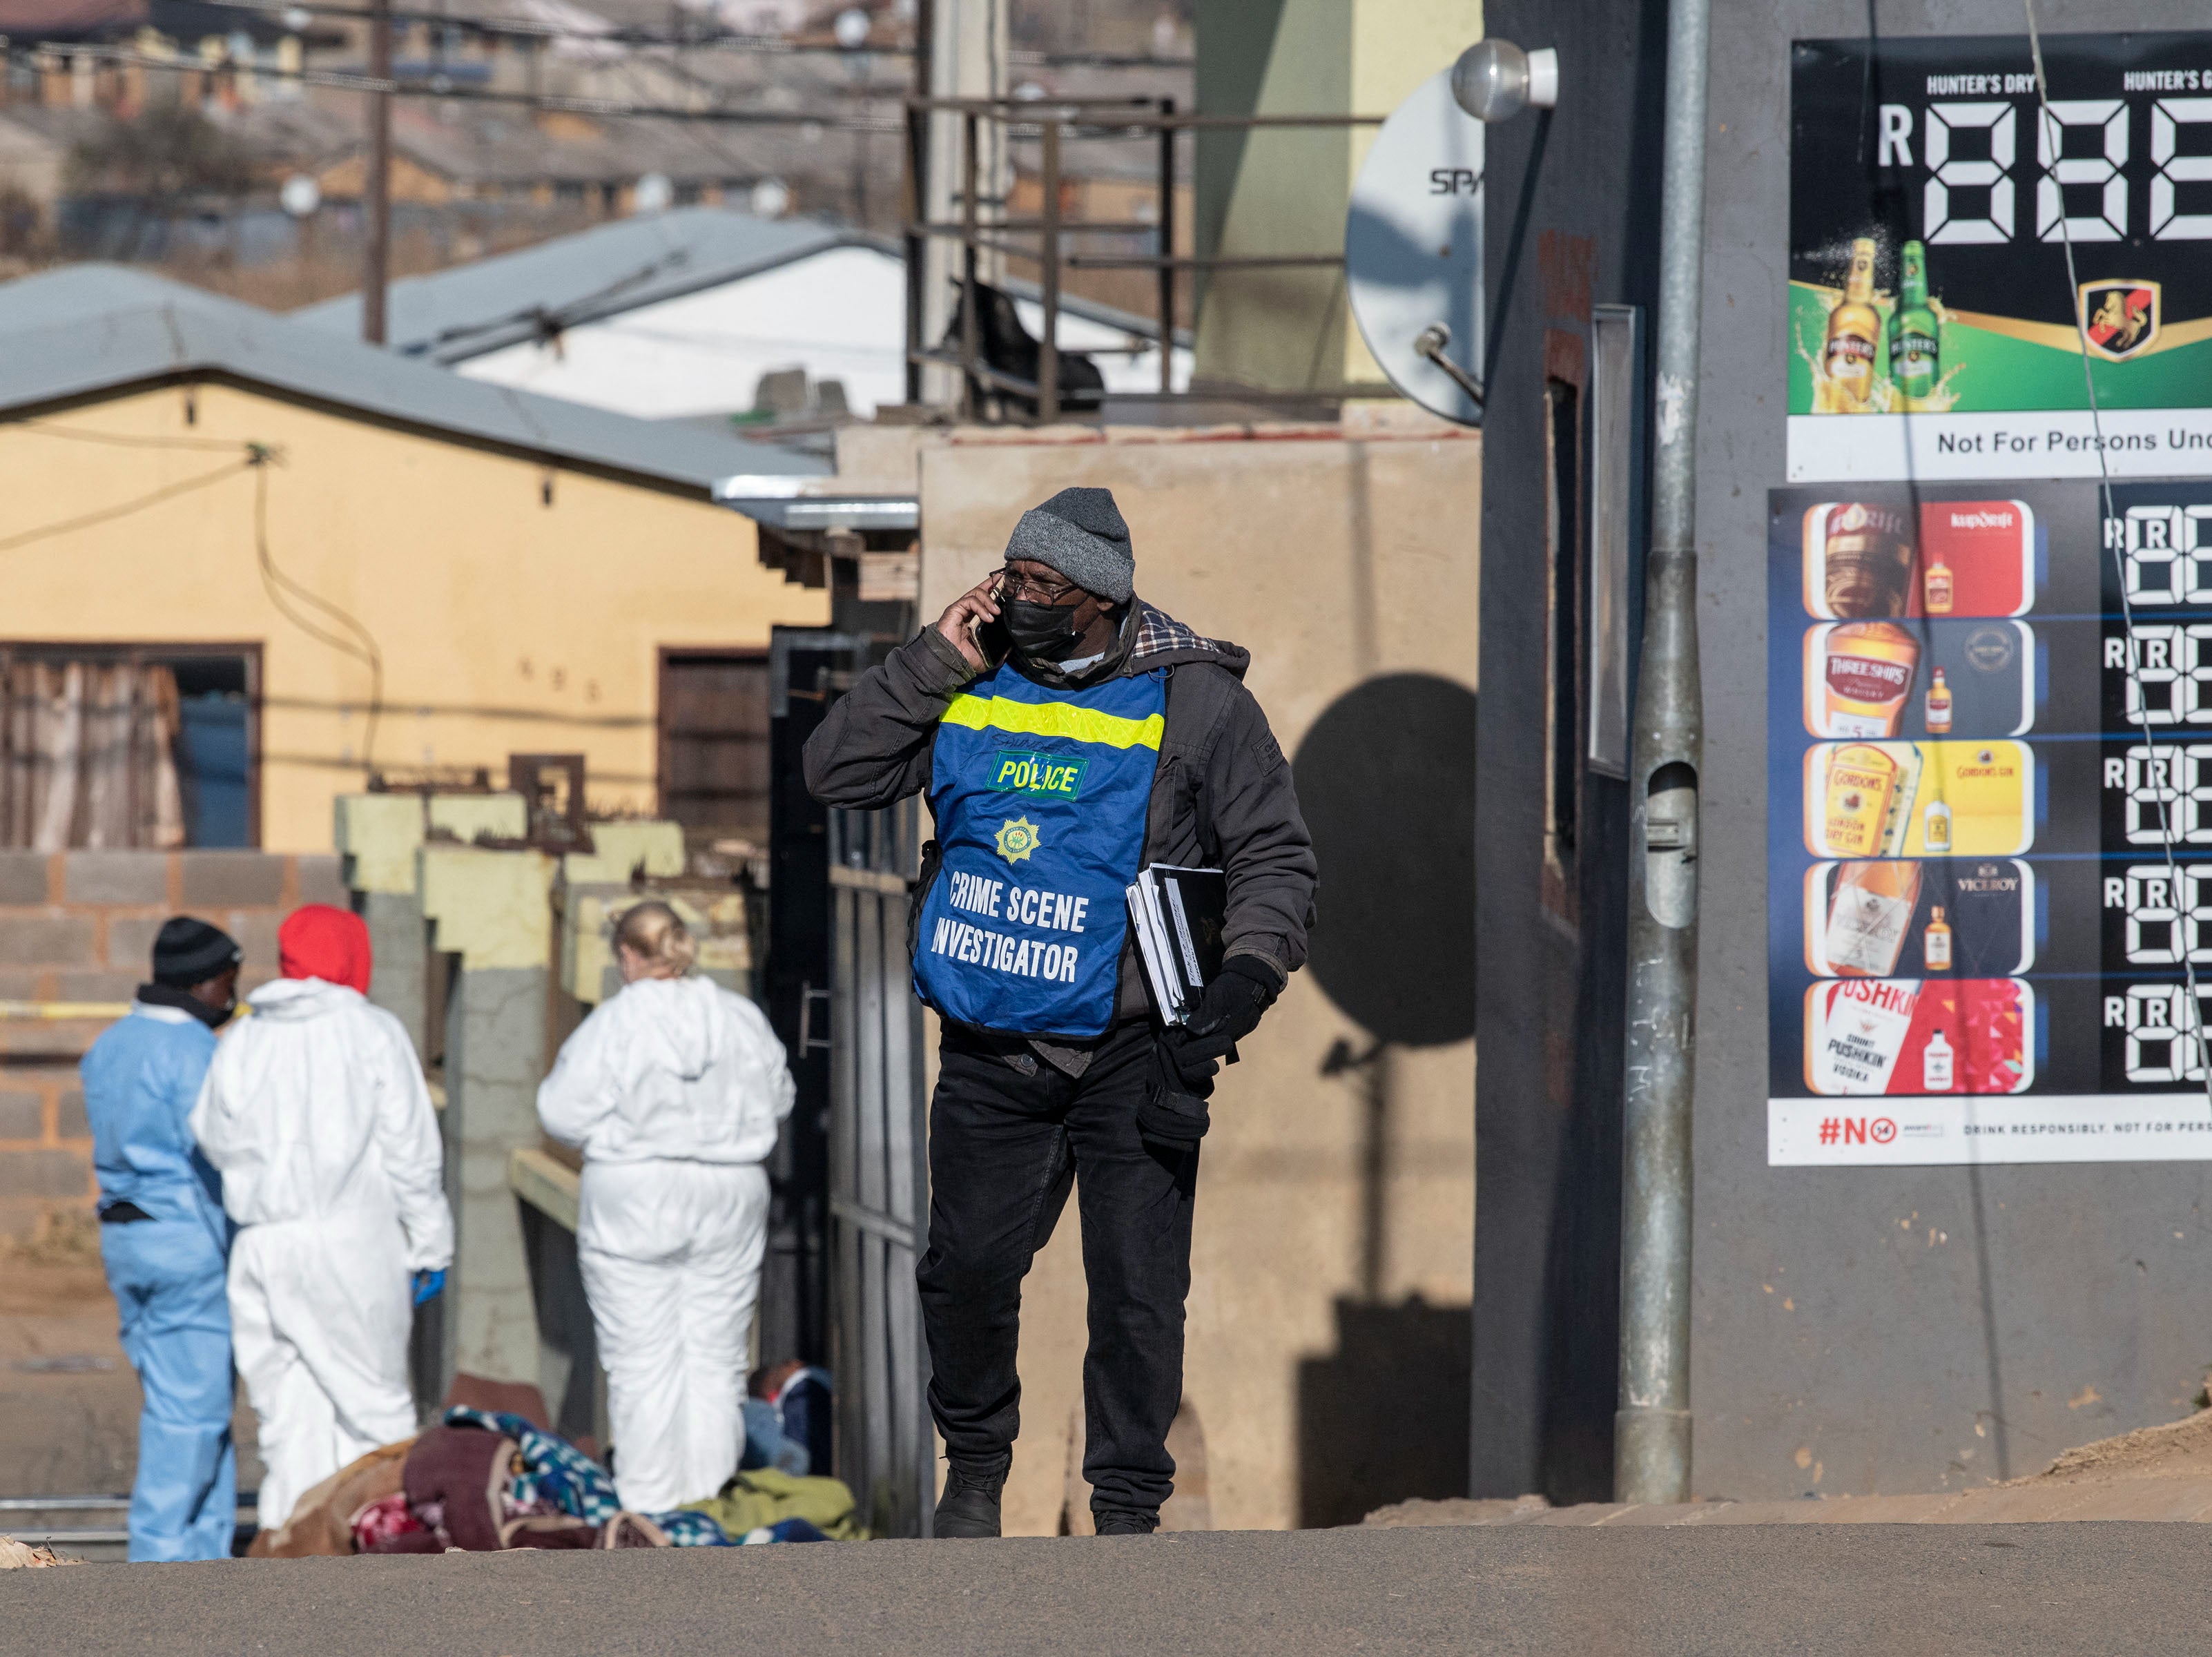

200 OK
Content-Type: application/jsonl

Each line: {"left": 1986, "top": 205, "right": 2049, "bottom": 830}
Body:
{"left": 293, "top": 204, "right": 1194, "bottom": 422}
{"left": 0, "top": 263, "right": 829, "bottom": 853}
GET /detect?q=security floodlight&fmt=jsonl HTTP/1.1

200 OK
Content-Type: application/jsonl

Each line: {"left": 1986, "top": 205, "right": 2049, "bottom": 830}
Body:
{"left": 1450, "top": 39, "right": 1559, "bottom": 124}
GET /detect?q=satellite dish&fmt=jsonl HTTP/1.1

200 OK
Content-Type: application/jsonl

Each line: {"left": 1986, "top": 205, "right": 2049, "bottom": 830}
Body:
{"left": 750, "top": 177, "right": 790, "bottom": 218}
{"left": 632, "top": 172, "right": 674, "bottom": 215}
{"left": 280, "top": 173, "right": 321, "bottom": 217}
{"left": 1345, "top": 68, "right": 1486, "bottom": 426}
{"left": 833, "top": 7, "right": 870, "bottom": 49}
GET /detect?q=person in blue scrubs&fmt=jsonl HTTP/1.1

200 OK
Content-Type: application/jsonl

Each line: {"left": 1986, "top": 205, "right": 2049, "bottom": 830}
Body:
{"left": 81, "top": 917, "right": 243, "bottom": 1563}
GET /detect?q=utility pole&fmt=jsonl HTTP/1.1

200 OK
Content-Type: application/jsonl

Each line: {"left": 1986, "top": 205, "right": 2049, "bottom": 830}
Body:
{"left": 362, "top": 0, "right": 391, "bottom": 345}
{"left": 1615, "top": 0, "right": 1711, "bottom": 1507}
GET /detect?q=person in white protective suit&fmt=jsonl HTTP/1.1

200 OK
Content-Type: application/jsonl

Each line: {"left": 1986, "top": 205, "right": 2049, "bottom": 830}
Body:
{"left": 536, "top": 900, "right": 795, "bottom": 1513}
{"left": 189, "top": 904, "right": 453, "bottom": 1533}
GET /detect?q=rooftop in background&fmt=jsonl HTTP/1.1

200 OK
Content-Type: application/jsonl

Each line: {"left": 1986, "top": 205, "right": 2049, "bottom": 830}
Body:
{"left": 291, "top": 204, "right": 880, "bottom": 362}
{"left": 0, "top": 263, "right": 824, "bottom": 495}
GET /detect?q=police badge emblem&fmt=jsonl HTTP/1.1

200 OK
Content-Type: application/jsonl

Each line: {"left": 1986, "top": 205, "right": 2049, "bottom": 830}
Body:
{"left": 993, "top": 816, "right": 1042, "bottom": 864}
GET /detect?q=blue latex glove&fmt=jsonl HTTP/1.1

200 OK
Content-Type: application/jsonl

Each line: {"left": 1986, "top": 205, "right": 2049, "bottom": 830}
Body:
{"left": 411, "top": 1268, "right": 447, "bottom": 1307}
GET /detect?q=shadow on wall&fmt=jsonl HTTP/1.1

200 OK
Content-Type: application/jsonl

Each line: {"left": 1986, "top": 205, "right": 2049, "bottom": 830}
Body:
{"left": 1289, "top": 673, "right": 1477, "bottom": 1525}
{"left": 1295, "top": 1297, "right": 1473, "bottom": 1527}
{"left": 1290, "top": 672, "right": 1477, "bottom": 1047}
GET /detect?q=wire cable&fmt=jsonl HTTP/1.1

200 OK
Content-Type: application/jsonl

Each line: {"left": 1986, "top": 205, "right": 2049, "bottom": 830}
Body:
{"left": 10, "top": 41, "right": 902, "bottom": 130}
{"left": 3, "top": 418, "right": 263, "bottom": 454}
{"left": 0, "top": 458, "right": 253, "bottom": 554}
{"left": 248, "top": 452, "right": 383, "bottom": 773}
{"left": 198, "top": 0, "right": 918, "bottom": 57}
{"left": 2022, "top": 0, "right": 2212, "bottom": 1113}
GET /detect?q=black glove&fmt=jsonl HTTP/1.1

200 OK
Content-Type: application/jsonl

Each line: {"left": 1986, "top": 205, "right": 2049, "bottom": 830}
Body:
{"left": 1162, "top": 954, "right": 1281, "bottom": 1087}
{"left": 1136, "top": 1052, "right": 1211, "bottom": 1152}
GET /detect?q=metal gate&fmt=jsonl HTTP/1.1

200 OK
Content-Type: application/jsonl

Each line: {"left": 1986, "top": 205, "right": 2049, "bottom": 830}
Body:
{"left": 826, "top": 796, "right": 933, "bottom": 1538}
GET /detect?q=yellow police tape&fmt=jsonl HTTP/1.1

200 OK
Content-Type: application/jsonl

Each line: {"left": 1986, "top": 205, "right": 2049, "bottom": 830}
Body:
{"left": 942, "top": 693, "right": 1165, "bottom": 751}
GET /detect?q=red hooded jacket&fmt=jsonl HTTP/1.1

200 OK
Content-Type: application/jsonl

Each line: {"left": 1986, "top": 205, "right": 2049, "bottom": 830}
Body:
{"left": 278, "top": 904, "right": 373, "bottom": 994}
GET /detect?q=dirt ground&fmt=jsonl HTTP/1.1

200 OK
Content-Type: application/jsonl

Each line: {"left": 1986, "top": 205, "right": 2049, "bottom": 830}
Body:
{"left": 1365, "top": 1402, "right": 2212, "bottom": 1529}
{"left": 0, "top": 1258, "right": 263, "bottom": 1506}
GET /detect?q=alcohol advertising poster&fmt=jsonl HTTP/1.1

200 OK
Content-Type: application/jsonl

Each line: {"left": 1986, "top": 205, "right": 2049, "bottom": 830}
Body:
{"left": 1767, "top": 483, "right": 2212, "bottom": 1163}
{"left": 1774, "top": 31, "right": 2212, "bottom": 1164}
{"left": 1789, "top": 32, "right": 2212, "bottom": 483}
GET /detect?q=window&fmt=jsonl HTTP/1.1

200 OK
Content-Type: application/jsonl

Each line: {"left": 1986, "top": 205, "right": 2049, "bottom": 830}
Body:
{"left": 658, "top": 650, "right": 771, "bottom": 851}
{"left": 0, "top": 644, "right": 258, "bottom": 849}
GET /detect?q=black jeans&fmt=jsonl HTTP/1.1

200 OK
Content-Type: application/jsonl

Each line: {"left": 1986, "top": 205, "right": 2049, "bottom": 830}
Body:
{"left": 917, "top": 1019, "right": 1201, "bottom": 1524}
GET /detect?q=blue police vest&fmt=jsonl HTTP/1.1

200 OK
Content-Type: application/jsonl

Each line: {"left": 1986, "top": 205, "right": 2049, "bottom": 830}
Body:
{"left": 913, "top": 659, "right": 1167, "bottom": 1038}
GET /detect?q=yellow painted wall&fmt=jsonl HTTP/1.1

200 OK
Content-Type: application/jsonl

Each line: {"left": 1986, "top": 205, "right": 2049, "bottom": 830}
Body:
{"left": 0, "top": 382, "right": 829, "bottom": 850}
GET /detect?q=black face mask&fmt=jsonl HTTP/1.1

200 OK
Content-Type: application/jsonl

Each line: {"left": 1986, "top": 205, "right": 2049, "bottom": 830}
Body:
{"left": 138, "top": 981, "right": 235, "bottom": 1030}
{"left": 1003, "top": 599, "right": 1085, "bottom": 663}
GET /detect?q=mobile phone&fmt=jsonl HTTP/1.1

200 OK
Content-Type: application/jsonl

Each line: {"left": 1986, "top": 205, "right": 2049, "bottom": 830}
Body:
{"left": 976, "top": 572, "right": 1011, "bottom": 662}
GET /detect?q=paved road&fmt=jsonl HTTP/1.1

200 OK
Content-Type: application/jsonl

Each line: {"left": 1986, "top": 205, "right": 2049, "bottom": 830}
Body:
{"left": 8, "top": 1522, "right": 2212, "bottom": 1656}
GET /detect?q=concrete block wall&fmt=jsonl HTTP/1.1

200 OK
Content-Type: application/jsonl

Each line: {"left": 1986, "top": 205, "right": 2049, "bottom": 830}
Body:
{"left": 0, "top": 849, "right": 347, "bottom": 1239}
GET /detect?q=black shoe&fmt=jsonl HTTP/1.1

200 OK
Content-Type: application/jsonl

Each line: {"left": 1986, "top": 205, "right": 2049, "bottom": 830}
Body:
{"left": 933, "top": 1466, "right": 1005, "bottom": 1538}
{"left": 1092, "top": 1511, "right": 1158, "bottom": 1536}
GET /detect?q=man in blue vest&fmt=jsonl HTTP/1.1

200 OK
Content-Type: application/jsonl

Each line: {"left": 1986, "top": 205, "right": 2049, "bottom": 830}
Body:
{"left": 80, "top": 916, "right": 242, "bottom": 1562}
{"left": 806, "top": 486, "right": 1317, "bottom": 1537}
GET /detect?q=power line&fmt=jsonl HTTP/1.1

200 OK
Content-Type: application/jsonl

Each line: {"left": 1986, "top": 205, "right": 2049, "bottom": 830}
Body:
{"left": 168, "top": 1, "right": 1195, "bottom": 68}
{"left": 16, "top": 41, "right": 903, "bottom": 130}
{"left": 249, "top": 449, "right": 385, "bottom": 771}
{"left": 0, "top": 458, "right": 253, "bottom": 554}
{"left": 195, "top": 0, "right": 918, "bottom": 57}
{"left": 3, "top": 417, "right": 264, "bottom": 453}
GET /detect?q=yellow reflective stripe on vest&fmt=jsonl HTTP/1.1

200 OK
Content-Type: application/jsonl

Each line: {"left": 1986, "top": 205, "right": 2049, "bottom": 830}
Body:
{"left": 942, "top": 692, "right": 1165, "bottom": 751}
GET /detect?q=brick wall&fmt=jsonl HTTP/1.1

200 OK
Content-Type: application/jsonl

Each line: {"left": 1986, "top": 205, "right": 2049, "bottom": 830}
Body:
{"left": 0, "top": 851, "right": 348, "bottom": 1239}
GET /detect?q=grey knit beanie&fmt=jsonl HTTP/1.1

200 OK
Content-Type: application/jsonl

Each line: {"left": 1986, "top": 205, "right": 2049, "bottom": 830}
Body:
{"left": 1003, "top": 487, "right": 1134, "bottom": 603}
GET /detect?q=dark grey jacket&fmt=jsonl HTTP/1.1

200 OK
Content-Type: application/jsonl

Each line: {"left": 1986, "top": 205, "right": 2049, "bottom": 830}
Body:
{"left": 802, "top": 601, "right": 1318, "bottom": 1025}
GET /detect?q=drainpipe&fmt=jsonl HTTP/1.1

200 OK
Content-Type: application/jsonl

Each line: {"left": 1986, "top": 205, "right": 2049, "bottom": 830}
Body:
{"left": 1616, "top": 0, "right": 1710, "bottom": 1509}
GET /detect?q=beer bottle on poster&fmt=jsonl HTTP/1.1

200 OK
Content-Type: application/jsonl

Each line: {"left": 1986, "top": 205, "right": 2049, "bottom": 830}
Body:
{"left": 1923, "top": 905, "right": 1952, "bottom": 971}
{"left": 1925, "top": 667, "right": 1952, "bottom": 733}
{"left": 1890, "top": 239, "right": 1940, "bottom": 403}
{"left": 1823, "top": 237, "right": 1883, "bottom": 411}
{"left": 1922, "top": 1028, "right": 1953, "bottom": 1092}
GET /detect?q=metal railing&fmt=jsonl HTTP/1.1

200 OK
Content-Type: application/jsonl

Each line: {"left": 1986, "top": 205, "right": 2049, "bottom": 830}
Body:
{"left": 901, "top": 97, "right": 1388, "bottom": 422}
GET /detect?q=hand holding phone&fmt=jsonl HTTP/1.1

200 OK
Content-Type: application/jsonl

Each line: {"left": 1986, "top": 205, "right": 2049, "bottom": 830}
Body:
{"left": 935, "top": 570, "right": 1007, "bottom": 672}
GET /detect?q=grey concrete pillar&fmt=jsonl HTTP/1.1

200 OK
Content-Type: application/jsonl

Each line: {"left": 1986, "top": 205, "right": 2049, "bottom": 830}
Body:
{"left": 444, "top": 962, "right": 547, "bottom": 1391}
{"left": 361, "top": 890, "right": 429, "bottom": 1059}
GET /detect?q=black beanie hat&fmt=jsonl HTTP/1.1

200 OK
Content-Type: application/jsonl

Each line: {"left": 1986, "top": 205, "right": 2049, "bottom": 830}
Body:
{"left": 152, "top": 917, "right": 242, "bottom": 987}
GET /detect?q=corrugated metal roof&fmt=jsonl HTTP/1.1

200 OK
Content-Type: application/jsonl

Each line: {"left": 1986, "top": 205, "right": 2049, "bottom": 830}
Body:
{"left": 0, "top": 263, "right": 823, "bottom": 496}
{"left": 291, "top": 206, "right": 883, "bottom": 363}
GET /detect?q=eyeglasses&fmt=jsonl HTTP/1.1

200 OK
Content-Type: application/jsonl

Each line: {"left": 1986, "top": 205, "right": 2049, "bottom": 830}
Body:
{"left": 995, "top": 565, "right": 1083, "bottom": 605}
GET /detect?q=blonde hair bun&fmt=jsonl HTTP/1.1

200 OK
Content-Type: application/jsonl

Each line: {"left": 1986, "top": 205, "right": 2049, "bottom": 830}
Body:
{"left": 614, "top": 900, "right": 697, "bottom": 978}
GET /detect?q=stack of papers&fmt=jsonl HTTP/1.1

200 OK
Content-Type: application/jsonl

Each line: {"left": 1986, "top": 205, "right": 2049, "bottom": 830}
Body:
{"left": 1125, "top": 864, "right": 1228, "bottom": 1027}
